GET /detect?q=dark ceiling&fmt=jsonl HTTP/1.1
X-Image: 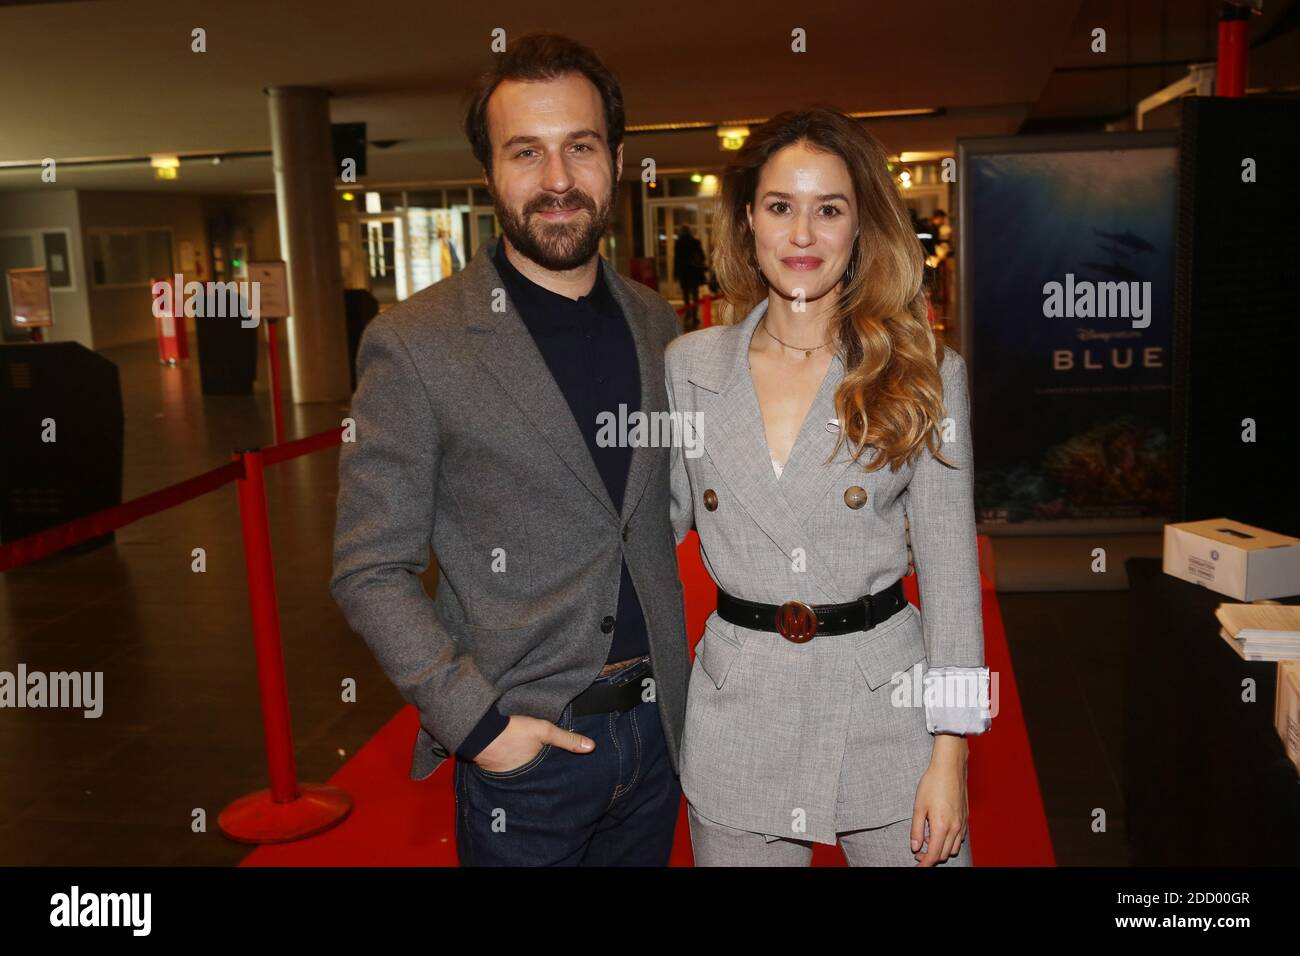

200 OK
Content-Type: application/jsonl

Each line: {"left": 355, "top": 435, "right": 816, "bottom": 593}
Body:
{"left": 0, "top": 0, "right": 1296, "bottom": 193}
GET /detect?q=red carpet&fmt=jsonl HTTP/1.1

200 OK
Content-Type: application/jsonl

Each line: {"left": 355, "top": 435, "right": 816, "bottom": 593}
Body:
{"left": 242, "top": 532, "right": 1052, "bottom": 866}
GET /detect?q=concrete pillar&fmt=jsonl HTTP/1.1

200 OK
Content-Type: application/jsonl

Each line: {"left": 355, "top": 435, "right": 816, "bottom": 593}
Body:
{"left": 266, "top": 86, "right": 350, "bottom": 403}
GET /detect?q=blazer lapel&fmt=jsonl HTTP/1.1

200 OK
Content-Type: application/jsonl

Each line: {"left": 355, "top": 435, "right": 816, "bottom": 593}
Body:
{"left": 464, "top": 239, "right": 618, "bottom": 521}
{"left": 689, "top": 301, "right": 840, "bottom": 603}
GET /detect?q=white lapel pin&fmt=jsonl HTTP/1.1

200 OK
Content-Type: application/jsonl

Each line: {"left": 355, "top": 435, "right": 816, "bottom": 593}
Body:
{"left": 825, "top": 418, "right": 840, "bottom": 432}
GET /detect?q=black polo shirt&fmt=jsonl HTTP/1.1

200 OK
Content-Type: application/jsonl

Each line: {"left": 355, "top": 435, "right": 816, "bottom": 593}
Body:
{"left": 454, "top": 241, "right": 650, "bottom": 761}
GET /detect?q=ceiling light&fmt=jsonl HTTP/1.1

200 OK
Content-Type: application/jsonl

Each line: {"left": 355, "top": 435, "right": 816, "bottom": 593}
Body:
{"left": 717, "top": 127, "right": 749, "bottom": 151}
{"left": 150, "top": 154, "right": 179, "bottom": 180}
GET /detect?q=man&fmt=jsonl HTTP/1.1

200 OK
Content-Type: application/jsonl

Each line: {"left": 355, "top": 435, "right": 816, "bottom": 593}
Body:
{"left": 672, "top": 224, "right": 706, "bottom": 330}
{"left": 330, "top": 32, "right": 688, "bottom": 866}
{"left": 930, "top": 209, "right": 951, "bottom": 243}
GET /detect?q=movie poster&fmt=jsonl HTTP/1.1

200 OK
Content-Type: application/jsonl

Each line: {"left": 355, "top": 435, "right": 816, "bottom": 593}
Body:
{"left": 959, "top": 133, "right": 1177, "bottom": 529}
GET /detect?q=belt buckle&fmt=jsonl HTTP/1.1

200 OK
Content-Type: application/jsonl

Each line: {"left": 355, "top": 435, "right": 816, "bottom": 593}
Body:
{"left": 775, "top": 600, "right": 818, "bottom": 643}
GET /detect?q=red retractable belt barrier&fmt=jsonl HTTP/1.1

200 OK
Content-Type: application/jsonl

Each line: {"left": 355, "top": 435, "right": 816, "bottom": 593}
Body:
{"left": 0, "top": 425, "right": 353, "bottom": 843}
{"left": 1216, "top": 4, "right": 1250, "bottom": 98}
{"left": 151, "top": 278, "right": 190, "bottom": 366}
{"left": 219, "top": 445, "right": 351, "bottom": 842}
{"left": 0, "top": 461, "right": 243, "bottom": 572}
{"left": 674, "top": 293, "right": 715, "bottom": 327}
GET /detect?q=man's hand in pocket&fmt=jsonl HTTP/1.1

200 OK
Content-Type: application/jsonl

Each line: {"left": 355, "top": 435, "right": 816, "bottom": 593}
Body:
{"left": 473, "top": 715, "right": 595, "bottom": 773}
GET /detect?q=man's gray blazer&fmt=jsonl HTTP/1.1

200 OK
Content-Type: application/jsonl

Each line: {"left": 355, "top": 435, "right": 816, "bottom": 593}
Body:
{"left": 330, "top": 236, "right": 690, "bottom": 782}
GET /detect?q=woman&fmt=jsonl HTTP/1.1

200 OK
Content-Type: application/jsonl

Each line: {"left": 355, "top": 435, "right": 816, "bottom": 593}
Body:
{"left": 665, "top": 108, "right": 991, "bottom": 866}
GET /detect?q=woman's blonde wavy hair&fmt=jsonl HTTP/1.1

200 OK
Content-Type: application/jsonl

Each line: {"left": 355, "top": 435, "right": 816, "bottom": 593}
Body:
{"left": 711, "top": 107, "right": 953, "bottom": 472}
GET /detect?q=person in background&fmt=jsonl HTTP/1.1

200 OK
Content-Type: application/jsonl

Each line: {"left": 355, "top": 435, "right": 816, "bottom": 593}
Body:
{"left": 911, "top": 208, "right": 935, "bottom": 257}
{"left": 930, "top": 208, "right": 951, "bottom": 243}
{"left": 673, "top": 224, "right": 707, "bottom": 330}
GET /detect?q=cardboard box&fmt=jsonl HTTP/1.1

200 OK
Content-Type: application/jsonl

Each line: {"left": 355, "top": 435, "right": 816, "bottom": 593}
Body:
{"left": 1277, "top": 661, "right": 1300, "bottom": 777}
{"left": 1163, "top": 518, "right": 1300, "bottom": 601}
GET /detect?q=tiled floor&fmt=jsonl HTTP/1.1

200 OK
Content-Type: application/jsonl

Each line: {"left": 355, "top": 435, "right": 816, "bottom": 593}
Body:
{"left": 1, "top": 337, "right": 1133, "bottom": 865}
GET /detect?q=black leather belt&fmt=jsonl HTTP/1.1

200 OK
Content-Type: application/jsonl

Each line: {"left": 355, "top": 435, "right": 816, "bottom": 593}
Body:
{"left": 716, "top": 579, "right": 907, "bottom": 643}
{"left": 571, "top": 657, "right": 653, "bottom": 717}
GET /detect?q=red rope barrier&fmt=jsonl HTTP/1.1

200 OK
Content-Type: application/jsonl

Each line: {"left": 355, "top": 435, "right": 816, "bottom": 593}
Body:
{"left": 2, "top": 421, "right": 354, "bottom": 842}
{"left": 235, "top": 449, "right": 297, "bottom": 802}
{"left": 218, "top": 445, "right": 351, "bottom": 842}
{"left": 0, "top": 460, "right": 244, "bottom": 572}
{"left": 0, "top": 425, "right": 346, "bottom": 573}
{"left": 1216, "top": 7, "right": 1249, "bottom": 98}
{"left": 674, "top": 293, "right": 715, "bottom": 327}
{"left": 261, "top": 424, "right": 345, "bottom": 467}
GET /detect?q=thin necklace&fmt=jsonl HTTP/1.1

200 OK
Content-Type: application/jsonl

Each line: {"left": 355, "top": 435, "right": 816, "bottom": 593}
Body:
{"left": 761, "top": 318, "right": 831, "bottom": 359}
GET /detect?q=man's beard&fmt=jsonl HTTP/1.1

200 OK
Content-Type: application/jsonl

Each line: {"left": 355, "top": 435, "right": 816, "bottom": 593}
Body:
{"left": 492, "top": 180, "right": 615, "bottom": 271}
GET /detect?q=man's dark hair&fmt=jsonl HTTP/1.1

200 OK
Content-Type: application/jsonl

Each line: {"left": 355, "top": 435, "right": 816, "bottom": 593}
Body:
{"left": 464, "top": 32, "right": 625, "bottom": 176}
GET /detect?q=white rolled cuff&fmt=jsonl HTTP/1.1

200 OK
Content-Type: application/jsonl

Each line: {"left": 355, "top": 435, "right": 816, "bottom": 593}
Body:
{"left": 922, "top": 665, "right": 992, "bottom": 736}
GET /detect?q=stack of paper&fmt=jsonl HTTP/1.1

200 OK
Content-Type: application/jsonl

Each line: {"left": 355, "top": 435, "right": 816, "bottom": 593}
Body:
{"left": 1216, "top": 603, "right": 1300, "bottom": 662}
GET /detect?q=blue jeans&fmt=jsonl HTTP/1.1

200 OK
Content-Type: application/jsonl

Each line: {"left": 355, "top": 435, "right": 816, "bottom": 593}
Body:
{"left": 454, "top": 660, "right": 681, "bottom": 866}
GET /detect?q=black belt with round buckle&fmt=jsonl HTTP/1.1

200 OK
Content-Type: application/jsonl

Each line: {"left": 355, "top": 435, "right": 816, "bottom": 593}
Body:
{"left": 571, "top": 657, "right": 653, "bottom": 717}
{"left": 715, "top": 579, "right": 907, "bottom": 643}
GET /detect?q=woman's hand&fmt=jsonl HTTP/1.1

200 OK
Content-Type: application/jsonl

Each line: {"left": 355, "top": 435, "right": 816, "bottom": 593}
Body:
{"left": 910, "top": 734, "right": 969, "bottom": 866}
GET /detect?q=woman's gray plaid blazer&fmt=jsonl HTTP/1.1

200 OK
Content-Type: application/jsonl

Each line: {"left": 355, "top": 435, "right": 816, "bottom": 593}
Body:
{"left": 665, "top": 299, "right": 991, "bottom": 844}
